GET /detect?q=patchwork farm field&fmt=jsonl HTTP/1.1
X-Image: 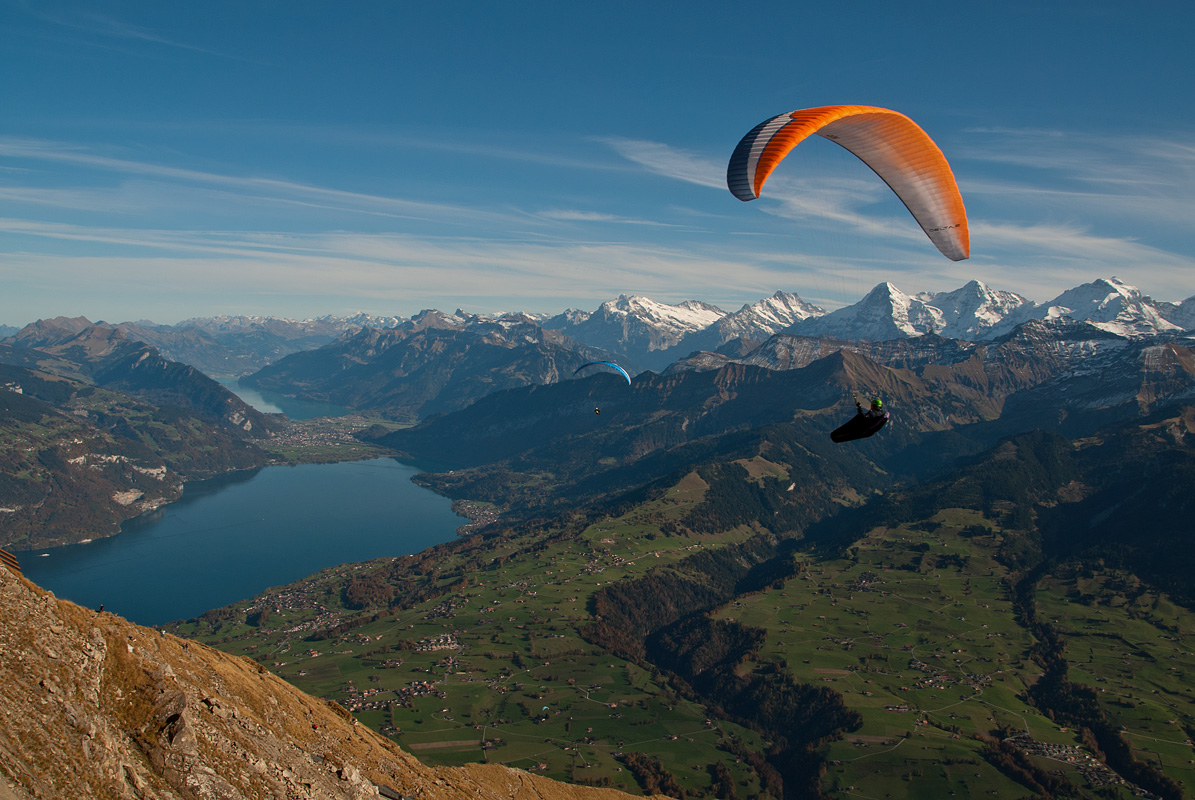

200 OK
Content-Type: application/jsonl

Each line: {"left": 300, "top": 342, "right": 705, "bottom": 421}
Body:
{"left": 177, "top": 465, "right": 1195, "bottom": 798}
{"left": 711, "top": 509, "right": 1195, "bottom": 798}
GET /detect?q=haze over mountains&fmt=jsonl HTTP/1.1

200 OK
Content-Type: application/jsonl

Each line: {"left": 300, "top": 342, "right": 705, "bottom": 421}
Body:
{"left": 6, "top": 276, "right": 1191, "bottom": 380}
{"left": 243, "top": 312, "right": 625, "bottom": 423}
{"left": 180, "top": 276, "right": 1195, "bottom": 421}
{"left": 5, "top": 275, "right": 1192, "bottom": 431}
{"left": 2, "top": 313, "right": 405, "bottom": 379}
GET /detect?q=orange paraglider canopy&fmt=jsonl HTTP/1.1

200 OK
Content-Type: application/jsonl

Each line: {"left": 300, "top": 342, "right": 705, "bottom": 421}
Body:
{"left": 727, "top": 105, "right": 969, "bottom": 261}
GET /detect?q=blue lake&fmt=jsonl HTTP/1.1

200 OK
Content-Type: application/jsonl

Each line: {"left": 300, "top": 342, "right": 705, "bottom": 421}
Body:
{"left": 219, "top": 379, "right": 351, "bottom": 421}
{"left": 21, "top": 458, "right": 465, "bottom": 627}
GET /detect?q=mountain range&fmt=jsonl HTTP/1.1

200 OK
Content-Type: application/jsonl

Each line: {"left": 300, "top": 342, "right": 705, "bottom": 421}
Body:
{"left": 6, "top": 276, "right": 1191, "bottom": 430}
{"left": 7, "top": 277, "right": 1190, "bottom": 383}
{"left": 214, "top": 278, "right": 1195, "bottom": 425}
{"left": 5, "top": 275, "right": 1195, "bottom": 799}
{"left": 376, "top": 316, "right": 1195, "bottom": 516}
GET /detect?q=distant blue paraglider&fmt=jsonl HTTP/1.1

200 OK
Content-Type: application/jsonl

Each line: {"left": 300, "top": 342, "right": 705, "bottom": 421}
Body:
{"left": 572, "top": 361, "right": 632, "bottom": 385}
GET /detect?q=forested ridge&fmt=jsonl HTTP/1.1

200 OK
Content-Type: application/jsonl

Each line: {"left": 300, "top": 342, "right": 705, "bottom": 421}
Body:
{"left": 0, "top": 362, "right": 270, "bottom": 549}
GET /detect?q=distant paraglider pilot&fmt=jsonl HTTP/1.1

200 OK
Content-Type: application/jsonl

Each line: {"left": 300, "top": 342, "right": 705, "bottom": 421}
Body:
{"left": 572, "top": 361, "right": 628, "bottom": 419}
{"left": 831, "top": 396, "right": 890, "bottom": 443}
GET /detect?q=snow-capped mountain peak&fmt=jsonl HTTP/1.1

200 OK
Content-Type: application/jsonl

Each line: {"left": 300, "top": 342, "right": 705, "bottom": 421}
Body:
{"left": 541, "top": 295, "right": 727, "bottom": 369}
{"left": 407, "top": 309, "right": 467, "bottom": 330}
{"left": 779, "top": 277, "right": 1190, "bottom": 343}
{"left": 738, "top": 290, "right": 825, "bottom": 326}
{"left": 1159, "top": 294, "right": 1195, "bottom": 332}
{"left": 703, "top": 291, "right": 824, "bottom": 340}
{"left": 988, "top": 276, "right": 1182, "bottom": 339}
{"left": 599, "top": 295, "right": 726, "bottom": 333}
{"left": 541, "top": 308, "right": 591, "bottom": 330}
{"left": 787, "top": 281, "right": 941, "bottom": 340}
{"left": 916, "top": 280, "right": 1033, "bottom": 339}
{"left": 664, "top": 291, "right": 826, "bottom": 362}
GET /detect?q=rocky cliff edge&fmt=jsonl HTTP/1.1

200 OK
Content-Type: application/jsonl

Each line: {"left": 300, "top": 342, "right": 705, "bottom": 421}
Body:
{"left": 0, "top": 566, "right": 643, "bottom": 800}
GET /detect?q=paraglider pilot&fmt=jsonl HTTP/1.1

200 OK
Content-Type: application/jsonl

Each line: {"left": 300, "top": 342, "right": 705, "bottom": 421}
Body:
{"left": 857, "top": 396, "right": 884, "bottom": 418}
{"left": 830, "top": 394, "right": 890, "bottom": 443}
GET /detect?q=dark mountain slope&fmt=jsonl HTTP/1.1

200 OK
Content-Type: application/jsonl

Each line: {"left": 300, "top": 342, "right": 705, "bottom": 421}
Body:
{"left": 0, "top": 362, "right": 275, "bottom": 550}
{"left": 0, "top": 329, "right": 285, "bottom": 550}
{"left": 1036, "top": 404, "right": 1195, "bottom": 605}
{"left": 384, "top": 351, "right": 939, "bottom": 469}
{"left": 2, "top": 325, "right": 279, "bottom": 437}
{"left": 803, "top": 402, "right": 1195, "bottom": 604}
{"left": 383, "top": 322, "right": 1195, "bottom": 535}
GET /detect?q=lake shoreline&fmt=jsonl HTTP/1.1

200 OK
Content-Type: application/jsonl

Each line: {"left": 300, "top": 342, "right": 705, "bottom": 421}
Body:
{"left": 449, "top": 499, "right": 500, "bottom": 536}
{"left": 21, "top": 457, "right": 468, "bottom": 626}
{"left": 8, "top": 419, "right": 400, "bottom": 555}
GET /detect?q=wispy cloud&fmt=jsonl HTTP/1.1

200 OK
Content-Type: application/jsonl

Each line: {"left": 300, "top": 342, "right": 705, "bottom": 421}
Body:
{"left": 0, "top": 137, "right": 541, "bottom": 228}
{"left": 42, "top": 119, "right": 631, "bottom": 175}
{"left": 974, "top": 220, "right": 1195, "bottom": 266}
{"left": 536, "top": 209, "right": 681, "bottom": 227}
{"left": 0, "top": 184, "right": 153, "bottom": 213}
{"left": 602, "top": 138, "right": 726, "bottom": 190}
{"left": 5, "top": 123, "right": 1195, "bottom": 324}
{"left": 18, "top": 5, "right": 242, "bottom": 60}
{"left": 966, "top": 220, "right": 1195, "bottom": 301}
{"left": 962, "top": 128, "right": 1195, "bottom": 196}
{"left": 0, "top": 218, "right": 785, "bottom": 307}
{"left": 955, "top": 128, "right": 1195, "bottom": 277}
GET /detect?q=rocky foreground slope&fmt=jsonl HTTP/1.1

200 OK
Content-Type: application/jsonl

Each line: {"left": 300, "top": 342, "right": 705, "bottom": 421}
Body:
{"left": 0, "top": 565, "right": 642, "bottom": 800}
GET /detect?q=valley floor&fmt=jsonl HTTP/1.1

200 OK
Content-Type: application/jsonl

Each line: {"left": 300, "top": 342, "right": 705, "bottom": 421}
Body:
{"left": 175, "top": 462, "right": 1195, "bottom": 799}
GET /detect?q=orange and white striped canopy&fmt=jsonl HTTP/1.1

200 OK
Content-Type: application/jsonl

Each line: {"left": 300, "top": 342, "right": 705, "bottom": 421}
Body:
{"left": 727, "top": 105, "right": 969, "bottom": 261}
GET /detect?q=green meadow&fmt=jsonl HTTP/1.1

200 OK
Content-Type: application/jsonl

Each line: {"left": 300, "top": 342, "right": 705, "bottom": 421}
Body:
{"left": 178, "top": 464, "right": 1195, "bottom": 798}
{"left": 1035, "top": 569, "right": 1195, "bottom": 797}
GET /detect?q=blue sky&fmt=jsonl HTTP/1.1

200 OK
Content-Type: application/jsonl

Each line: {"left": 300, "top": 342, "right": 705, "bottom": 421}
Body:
{"left": 3, "top": 1, "right": 1194, "bottom": 326}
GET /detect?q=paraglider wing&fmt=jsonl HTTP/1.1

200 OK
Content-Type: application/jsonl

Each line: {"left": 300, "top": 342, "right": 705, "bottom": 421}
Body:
{"left": 572, "top": 361, "right": 632, "bottom": 385}
{"left": 830, "top": 410, "right": 890, "bottom": 443}
{"left": 727, "top": 105, "right": 969, "bottom": 261}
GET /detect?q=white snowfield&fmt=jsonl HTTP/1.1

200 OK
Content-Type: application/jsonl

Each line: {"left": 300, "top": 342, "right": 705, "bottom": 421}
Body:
{"left": 597, "top": 295, "right": 728, "bottom": 334}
